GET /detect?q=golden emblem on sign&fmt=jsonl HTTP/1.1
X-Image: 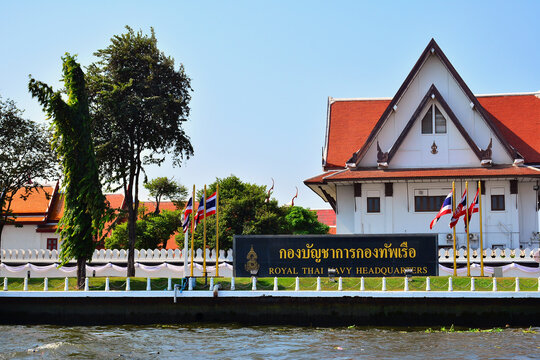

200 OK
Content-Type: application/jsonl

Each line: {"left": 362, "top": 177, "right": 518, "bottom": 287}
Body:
{"left": 245, "top": 245, "right": 260, "bottom": 275}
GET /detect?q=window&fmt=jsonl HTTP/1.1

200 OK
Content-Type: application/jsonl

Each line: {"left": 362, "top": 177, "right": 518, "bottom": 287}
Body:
{"left": 491, "top": 195, "right": 505, "bottom": 211}
{"left": 46, "top": 238, "right": 58, "bottom": 251}
{"left": 367, "top": 197, "right": 380, "bottom": 213}
{"left": 415, "top": 195, "right": 446, "bottom": 212}
{"left": 421, "top": 104, "right": 446, "bottom": 134}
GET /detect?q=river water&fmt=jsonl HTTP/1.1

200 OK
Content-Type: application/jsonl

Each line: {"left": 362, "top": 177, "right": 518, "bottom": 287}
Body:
{"left": 0, "top": 325, "right": 538, "bottom": 359}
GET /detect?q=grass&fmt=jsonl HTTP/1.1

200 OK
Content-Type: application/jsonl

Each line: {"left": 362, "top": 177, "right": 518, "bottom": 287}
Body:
{"left": 2, "top": 276, "right": 537, "bottom": 292}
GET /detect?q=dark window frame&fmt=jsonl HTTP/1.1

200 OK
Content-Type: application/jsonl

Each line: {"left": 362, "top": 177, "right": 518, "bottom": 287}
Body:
{"left": 421, "top": 104, "right": 447, "bottom": 135}
{"left": 366, "top": 197, "right": 381, "bottom": 213}
{"left": 491, "top": 194, "right": 505, "bottom": 211}
{"left": 414, "top": 195, "right": 446, "bottom": 212}
{"left": 46, "top": 238, "right": 58, "bottom": 251}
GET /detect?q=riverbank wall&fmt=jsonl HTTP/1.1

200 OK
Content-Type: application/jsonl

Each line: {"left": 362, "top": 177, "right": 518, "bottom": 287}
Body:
{"left": 1, "top": 291, "right": 539, "bottom": 327}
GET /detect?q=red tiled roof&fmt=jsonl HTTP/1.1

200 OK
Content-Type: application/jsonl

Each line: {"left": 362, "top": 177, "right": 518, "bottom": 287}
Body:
{"left": 325, "top": 100, "right": 390, "bottom": 169}
{"left": 308, "top": 165, "right": 540, "bottom": 183}
{"left": 324, "top": 94, "right": 540, "bottom": 169}
{"left": 479, "top": 95, "right": 540, "bottom": 163}
{"left": 140, "top": 201, "right": 179, "bottom": 215}
{"left": 2, "top": 187, "right": 54, "bottom": 215}
{"left": 106, "top": 194, "right": 125, "bottom": 210}
{"left": 316, "top": 209, "right": 336, "bottom": 226}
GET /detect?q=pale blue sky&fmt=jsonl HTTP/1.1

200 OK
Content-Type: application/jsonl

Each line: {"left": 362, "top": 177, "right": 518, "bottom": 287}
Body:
{"left": 1, "top": 1, "right": 539, "bottom": 208}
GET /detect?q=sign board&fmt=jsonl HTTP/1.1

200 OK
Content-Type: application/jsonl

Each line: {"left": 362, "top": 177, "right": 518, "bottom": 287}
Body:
{"left": 234, "top": 234, "right": 438, "bottom": 277}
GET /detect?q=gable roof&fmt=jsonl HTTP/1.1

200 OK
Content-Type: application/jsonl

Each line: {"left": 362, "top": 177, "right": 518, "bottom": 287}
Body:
{"left": 324, "top": 92, "right": 540, "bottom": 170}
{"left": 324, "top": 39, "right": 527, "bottom": 170}
{"left": 354, "top": 84, "right": 483, "bottom": 166}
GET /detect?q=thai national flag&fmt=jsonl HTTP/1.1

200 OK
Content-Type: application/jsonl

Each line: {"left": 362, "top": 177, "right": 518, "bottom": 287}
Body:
{"left": 465, "top": 187, "right": 480, "bottom": 226}
{"left": 449, "top": 189, "right": 467, "bottom": 228}
{"left": 205, "top": 192, "right": 217, "bottom": 217}
{"left": 194, "top": 196, "right": 205, "bottom": 230}
{"left": 429, "top": 192, "right": 453, "bottom": 229}
{"left": 181, "top": 197, "right": 193, "bottom": 233}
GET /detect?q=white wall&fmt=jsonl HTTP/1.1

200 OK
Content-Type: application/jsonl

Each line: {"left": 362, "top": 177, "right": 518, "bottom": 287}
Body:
{"left": 336, "top": 180, "right": 539, "bottom": 249}
{"left": 1, "top": 226, "right": 41, "bottom": 249}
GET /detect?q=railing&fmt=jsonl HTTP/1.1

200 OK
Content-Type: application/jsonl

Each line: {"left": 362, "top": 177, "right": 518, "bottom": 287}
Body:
{"left": 2, "top": 247, "right": 538, "bottom": 264}
{"left": 1, "top": 248, "right": 234, "bottom": 264}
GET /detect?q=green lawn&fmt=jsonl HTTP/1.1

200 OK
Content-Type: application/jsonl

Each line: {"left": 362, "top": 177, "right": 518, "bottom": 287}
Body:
{"left": 1, "top": 276, "right": 538, "bottom": 292}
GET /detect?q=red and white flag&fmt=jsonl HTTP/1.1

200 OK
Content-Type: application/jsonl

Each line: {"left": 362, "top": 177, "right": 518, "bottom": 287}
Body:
{"left": 429, "top": 192, "right": 453, "bottom": 229}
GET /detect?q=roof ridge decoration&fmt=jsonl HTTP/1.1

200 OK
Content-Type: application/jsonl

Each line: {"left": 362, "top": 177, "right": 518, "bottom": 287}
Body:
{"left": 346, "top": 38, "right": 518, "bottom": 169}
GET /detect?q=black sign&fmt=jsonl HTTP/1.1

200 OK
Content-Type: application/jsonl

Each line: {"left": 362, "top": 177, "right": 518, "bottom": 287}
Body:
{"left": 234, "top": 234, "right": 438, "bottom": 277}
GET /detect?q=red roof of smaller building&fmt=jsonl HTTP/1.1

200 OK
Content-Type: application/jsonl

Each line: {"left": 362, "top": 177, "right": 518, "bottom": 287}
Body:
{"left": 316, "top": 209, "right": 336, "bottom": 227}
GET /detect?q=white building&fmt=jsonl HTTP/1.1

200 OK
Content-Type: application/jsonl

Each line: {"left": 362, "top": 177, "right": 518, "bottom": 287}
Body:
{"left": 305, "top": 39, "right": 540, "bottom": 249}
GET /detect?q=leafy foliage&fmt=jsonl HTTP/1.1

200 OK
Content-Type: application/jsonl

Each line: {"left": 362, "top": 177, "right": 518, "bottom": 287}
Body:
{"left": 284, "top": 206, "right": 329, "bottom": 234}
{"left": 106, "top": 210, "right": 182, "bottom": 249}
{"left": 86, "top": 26, "right": 193, "bottom": 275}
{"left": 144, "top": 177, "right": 188, "bottom": 213}
{"left": 0, "top": 96, "right": 57, "bottom": 246}
{"left": 29, "top": 54, "right": 108, "bottom": 286}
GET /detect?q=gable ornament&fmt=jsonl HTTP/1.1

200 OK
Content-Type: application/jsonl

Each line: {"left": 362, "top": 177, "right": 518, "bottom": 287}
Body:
{"left": 377, "top": 141, "right": 389, "bottom": 169}
{"left": 431, "top": 141, "right": 438, "bottom": 154}
{"left": 480, "top": 138, "right": 493, "bottom": 167}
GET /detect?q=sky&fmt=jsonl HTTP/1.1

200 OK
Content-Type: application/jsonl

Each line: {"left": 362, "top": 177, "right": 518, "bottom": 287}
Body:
{"left": 1, "top": 1, "right": 539, "bottom": 209}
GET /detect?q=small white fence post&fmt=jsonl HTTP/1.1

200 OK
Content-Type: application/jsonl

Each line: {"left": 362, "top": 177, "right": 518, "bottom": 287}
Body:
{"left": 426, "top": 277, "right": 431, "bottom": 291}
{"left": 23, "top": 277, "right": 28, "bottom": 291}
{"left": 43, "top": 278, "right": 48, "bottom": 291}
{"left": 126, "top": 277, "right": 131, "bottom": 291}
{"left": 209, "top": 277, "right": 214, "bottom": 290}
{"left": 188, "top": 277, "right": 194, "bottom": 291}
{"left": 105, "top": 277, "right": 110, "bottom": 291}
{"left": 338, "top": 277, "right": 343, "bottom": 291}
{"left": 64, "top": 277, "right": 69, "bottom": 291}
{"left": 470, "top": 277, "right": 475, "bottom": 291}
{"left": 492, "top": 278, "right": 497, "bottom": 291}
{"left": 84, "top": 277, "right": 89, "bottom": 291}
{"left": 381, "top": 277, "right": 386, "bottom": 291}
{"left": 295, "top": 277, "right": 300, "bottom": 291}
{"left": 515, "top": 277, "right": 520, "bottom": 292}
{"left": 273, "top": 277, "right": 278, "bottom": 291}
{"left": 3, "top": 277, "right": 8, "bottom": 291}
{"left": 168, "top": 277, "right": 172, "bottom": 291}
{"left": 251, "top": 277, "right": 257, "bottom": 291}
{"left": 360, "top": 277, "right": 365, "bottom": 291}
{"left": 404, "top": 277, "right": 409, "bottom": 291}
{"left": 146, "top": 277, "right": 151, "bottom": 291}
{"left": 448, "top": 277, "right": 453, "bottom": 291}
{"left": 230, "top": 277, "right": 235, "bottom": 291}
{"left": 316, "top": 277, "right": 321, "bottom": 291}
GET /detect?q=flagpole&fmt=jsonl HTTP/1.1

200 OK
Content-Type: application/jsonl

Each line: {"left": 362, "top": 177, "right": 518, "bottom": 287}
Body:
{"left": 479, "top": 180, "right": 484, "bottom": 277}
{"left": 183, "top": 219, "right": 188, "bottom": 277}
{"left": 452, "top": 181, "right": 457, "bottom": 277}
{"left": 466, "top": 181, "right": 470, "bottom": 277}
{"left": 215, "top": 184, "right": 220, "bottom": 277}
{"left": 203, "top": 185, "right": 207, "bottom": 278}
{"left": 190, "top": 185, "right": 195, "bottom": 278}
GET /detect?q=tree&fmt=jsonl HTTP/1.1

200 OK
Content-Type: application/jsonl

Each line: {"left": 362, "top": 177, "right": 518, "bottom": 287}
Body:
{"left": 144, "top": 177, "right": 187, "bottom": 214}
{"left": 29, "top": 54, "right": 108, "bottom": 289}
{"left": 0, "top": 96, "right": 57, "bottom": 249}
{"left": 284, "top": 206, "right": 330, "bottom": 234}
{"left": 87, "top": 26, "right": 193, "bottom": 276}
{"left": 105, "top": 209, "right": 182, "bottom": 250}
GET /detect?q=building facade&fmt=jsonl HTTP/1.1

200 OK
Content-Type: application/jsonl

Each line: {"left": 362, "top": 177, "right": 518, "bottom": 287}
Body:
{"left": 305, "top": 39, "right": 540, "bottom": 249}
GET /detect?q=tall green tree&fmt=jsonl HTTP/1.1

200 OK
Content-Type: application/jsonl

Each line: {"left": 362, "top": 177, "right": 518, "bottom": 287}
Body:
{"left": 284, "top": 206, "right": 330, "bottom": 234}
{"left": 87, "top": 26, "right": 193, "bottom": 276}
{"left": 29, "top": 54, "right": 107, "bottom": 289}
{"left": 0, "top": 96, "right": 57, "bottom": 249}
{"left": 144, "top": 177, "right": 187, "bottom": 214}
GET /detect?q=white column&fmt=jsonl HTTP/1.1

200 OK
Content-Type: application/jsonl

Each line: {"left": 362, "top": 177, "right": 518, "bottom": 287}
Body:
{"left": 273, "top": 277, "right": 278, "bottom": 291}
{"left": 146, "top": 277, "right": 151, "bottom": 291}
{"left": 230, "top": 277, "right": 235, "bottom": 291}
{"left": 64, "top": 277, "right": 69, "bottom": 291}
{"left": 316, "top": 277, "right": 321, "bottom": 291}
